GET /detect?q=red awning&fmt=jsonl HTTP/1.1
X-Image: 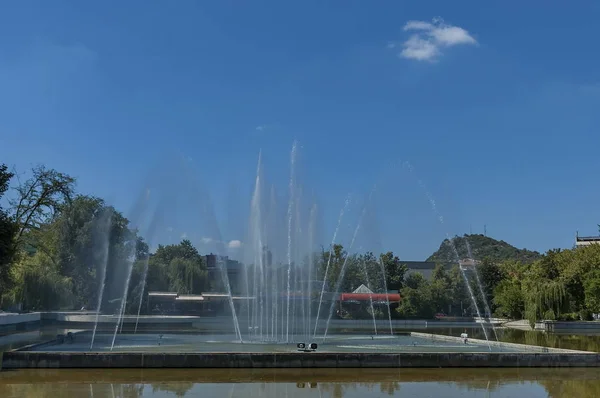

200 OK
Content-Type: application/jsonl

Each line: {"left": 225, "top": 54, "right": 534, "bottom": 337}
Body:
{"left": 340, "top": 293, "right": 401, "bottom": 303}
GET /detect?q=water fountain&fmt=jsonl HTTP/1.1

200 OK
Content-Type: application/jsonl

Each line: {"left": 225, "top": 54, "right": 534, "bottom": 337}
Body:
{"left": 403, "top": 161, "right": 492, "bottom": 349}
{"left": 5, "top": 144, "right": 598, "bottom": 372}
{"left": 465, "top": 239, "right": 499, "bottom": 341}
{"left": 90, "top": 209, "right": 113, "bottom": 350}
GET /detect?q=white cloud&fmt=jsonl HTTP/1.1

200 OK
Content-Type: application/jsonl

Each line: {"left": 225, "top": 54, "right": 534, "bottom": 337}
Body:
{"left": 403, "top": 20, "right": 435, "bottom": 31}
{"left": 227, "top": 240, "right": 242, "bottom": 249}
{"left": 201, "top": 237, "right": 243, "bottom": 250}
{"left": 401, "top": 35, "right": 440, "bottom": 61}
{"left": 255, "top": 125, "right": 266, "bottom": 131}
{"left": 397, "top": 18, "right": 477, "bottom": 62}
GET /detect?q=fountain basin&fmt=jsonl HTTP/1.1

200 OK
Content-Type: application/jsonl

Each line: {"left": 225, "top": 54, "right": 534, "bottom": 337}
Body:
{"left": 4, "top": 331, "right": 598, "bottom": 369}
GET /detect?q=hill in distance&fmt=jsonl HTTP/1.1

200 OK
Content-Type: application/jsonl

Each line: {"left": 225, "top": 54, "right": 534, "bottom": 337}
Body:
{"left": 427, "top": 234, "right": 542, "bottom": 264}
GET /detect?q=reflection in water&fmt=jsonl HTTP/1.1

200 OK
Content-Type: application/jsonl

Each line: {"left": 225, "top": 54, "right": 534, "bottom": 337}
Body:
{"left": 437, "top": 327, "right": 600, "bottom": 352}
{"left": 2, "top": 369, "right": 600, "bottom": 397}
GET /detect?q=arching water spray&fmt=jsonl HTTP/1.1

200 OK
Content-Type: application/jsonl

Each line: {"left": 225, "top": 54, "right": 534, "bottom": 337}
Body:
{"left": 110, "top": 251, "right": 135, "bottom": 350}
{"left": 377, "top": 254, "right": 394, "bottom": 335}
{"left": 90, "top": 210, "right": 113, "bottom": 351}
{"left": 285, "top": 141, "right": 297, "bottom": 343}
{"left": 134, "top": 202, "right": 165, "bottom": 334}
{"left": 323, "top": 188, "right": 376, "bottom": 340}
{"left": 403, "top": 161, "right": 491, "bottom": 350}
{"left": 306, "top": 203, "right": 317, "bottom": 342}
{"left": 313, "top": 195, "right": 351, "bottom": 337}
{"left": 359, "top": 246, "right": 377, "bottom": 335}
{"left": 465, "top": 239, "right": 499, "bottom": 341}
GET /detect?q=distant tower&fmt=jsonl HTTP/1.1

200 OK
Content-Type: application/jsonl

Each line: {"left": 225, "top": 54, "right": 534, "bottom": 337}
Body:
{"left": 484, "top": 225, "right": 487, "bottom": 237}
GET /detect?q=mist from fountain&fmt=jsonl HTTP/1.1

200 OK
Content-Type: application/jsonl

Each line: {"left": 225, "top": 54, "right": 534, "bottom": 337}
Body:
{"left": 359, "top": 249, "right": 377, "bottom": 335}
{"left": 378, "top": 255, "right": 394, "bottom": 336}
{"left": 110, "top": 249, "right": 135, "bottom": 350}
{"left": 403, "top": 161, "right": 491, "bottom": 349}
{"left": 134, "top": 201, "right": 165, "bottom": 334}
{"left": 89, "top": 209, "right": 113, "bottom": 350}
{"left": 285, "top": 141, "right": 297, "bottom": 343}
{"left": 323, "top": 188, "right": 375, "bottom": 341}
{"left": 243, "top": 142, "right": 325, "bottom": 343}
{"left": 465, "top": 240, "right": 499, "bottom": 341}
{"left": 313, "top": 195, "right": 350, "bottom": 338}
{"left": 89, "top": 145, "right": 411, "bottom": 347}
{"left": 239, "top": 144, "right": 398, "bottom": 343}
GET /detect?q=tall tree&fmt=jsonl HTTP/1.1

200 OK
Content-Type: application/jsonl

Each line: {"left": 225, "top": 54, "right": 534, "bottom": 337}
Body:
{"left": 0, "top": 164, "right": 18, "bottom": 304}
{"left": 478, "top": 257, "right": 505, "bottom": 313}
{"left": 9, "top": 165, "right": 75, "bottom": 253}
{"left": 430, "top": 264, "right": 452, "bottom": 314}
{"left": 146, "top": 240, "right": 208, "bottom": 296}
{"left": 380, "top": 252, "right": 407, "bottom": 291}
{"left": 396, "top": 273, "right": 435, "bottom": 319}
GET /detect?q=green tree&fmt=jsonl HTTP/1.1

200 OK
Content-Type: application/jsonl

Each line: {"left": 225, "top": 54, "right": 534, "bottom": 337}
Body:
{"left": 49, "top": 195, "right": 109, "bottom": 307}
{"left": 9, "top": 165, "right": 75, "bottom": 252}
{"left": 319, "top": 244, "right": 347, "bottom": 291}
{"left": 146, "top": 240, "right": 208, "bottom": 296}
{"left": 380, "top": 251, "right": 407, "bottom": 291}
{"left": 396, "top": 273, "right": 435, "bottom": 318}
{"left": 583, "top": 270, "right": 600, "bottom": 314}
{"left": 168, "top": 258, "right": 205, "bottom": 294}
{"left": 0, "top": 164, "right": 18, "bottom": 305}
{"left": 430, "top": 264, "right": 452, "bottom": 314}
{"left": 493, "top": 279, "right": 524, "bottom": 319}
{"left": 448, "top": 265, "right": 471, "bottom": 316}
{"left": 478, "top": 257, "right": 505, "bottom": 313}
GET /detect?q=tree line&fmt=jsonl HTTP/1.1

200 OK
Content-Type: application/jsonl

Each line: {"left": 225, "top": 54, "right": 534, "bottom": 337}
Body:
{"left": 0, "top": 164, "right": 211, "bottom": 313}
{"left": 2, "top": 163, "right": 599, "bottom": 325}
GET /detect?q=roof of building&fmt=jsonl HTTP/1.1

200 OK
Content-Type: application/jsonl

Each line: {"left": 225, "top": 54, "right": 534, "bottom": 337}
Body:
{"left": 577, "top": 236, "right": 600, "bottom": 242}
{"left": 201, "top": 293, "right": 231, "bottom": 298}
{"left": 402, "top": 261, "right": 455, "bottom": 270}
{"left": 147, "top": 292, "right": 178, "bottom": 297}
{"left": 340, "top": 293, "right": 401, "bottom": 302}
{"left": 352, "top": 284, "right": 374, "bottom": 294}
{"left": 176, "top": 295, "right": 205, "bottom": 302}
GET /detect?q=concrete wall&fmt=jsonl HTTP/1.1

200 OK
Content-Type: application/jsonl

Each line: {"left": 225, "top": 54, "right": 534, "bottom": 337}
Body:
{"left": 409, "top": 332, "right": 588, "bottom": 354}
{"left": 0, "top": 313, "right": 40, "bottom": 326}
{"left": 544, "top": 321, "right": 600, "bottom": 332}
{"left": 0, "top": 313, "right": 41, "bottom": 334}
{"left": 2, "top": 351, "right": 600, "bottom": 369}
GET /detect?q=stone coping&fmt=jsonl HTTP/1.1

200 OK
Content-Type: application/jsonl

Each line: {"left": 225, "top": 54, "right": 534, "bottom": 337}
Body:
{"left": 2, "top": 351, "right": 600, "bottom": 369}
{"left": 409, "top": 332, "right": 591, "bottom": 354}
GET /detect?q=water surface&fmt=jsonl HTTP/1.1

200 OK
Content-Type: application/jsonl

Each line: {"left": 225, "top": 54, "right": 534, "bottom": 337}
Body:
{"left": 1, "top": 368, "right": 599, "bottom": 397}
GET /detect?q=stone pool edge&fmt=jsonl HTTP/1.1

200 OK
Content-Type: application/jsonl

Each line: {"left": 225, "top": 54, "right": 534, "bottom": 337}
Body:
{"left": 409, "top": 332, "right": 591, "bottom": 354}
{"left": 2, "top": 351, "right": 600, "bottom": 369}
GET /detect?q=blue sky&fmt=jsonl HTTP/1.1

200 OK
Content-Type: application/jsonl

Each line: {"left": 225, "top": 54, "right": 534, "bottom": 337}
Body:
{"left": 1, "top": 1, "right": 599, "bottom": 260}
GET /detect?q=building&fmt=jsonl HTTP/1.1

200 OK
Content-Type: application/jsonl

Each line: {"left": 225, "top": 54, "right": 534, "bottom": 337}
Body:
{"left": 576, "top": 233, "right": 600, "bottom": 247}
{"left": 205, "top": 249, "right": 273, "bottom": 294}
{"left": 147, "top": 291, "right": 254, "bottom": 315}
{"left": 403, "top": 261, "right": 455, "bottom": 280}
{"left": 339, "top": 284, "right": 401, "bottom": 304}
{"left": 205, "top": 253, "right": 245, "bottom": 294}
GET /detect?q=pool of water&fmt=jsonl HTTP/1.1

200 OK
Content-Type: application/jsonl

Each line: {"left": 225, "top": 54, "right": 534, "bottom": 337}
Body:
{"left": 434, "top": 326, "right": 600, "bottom": 352}
{"left": 27, "top": 332, "right": 526, "bottom": 353}
{"left": 1, "top": 368, "right": 599, "bottom": 397}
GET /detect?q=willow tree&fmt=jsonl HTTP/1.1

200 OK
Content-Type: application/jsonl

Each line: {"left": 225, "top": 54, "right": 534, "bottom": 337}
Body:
{"left": 523, "top": 278, "right": 566, "bottom": 328}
